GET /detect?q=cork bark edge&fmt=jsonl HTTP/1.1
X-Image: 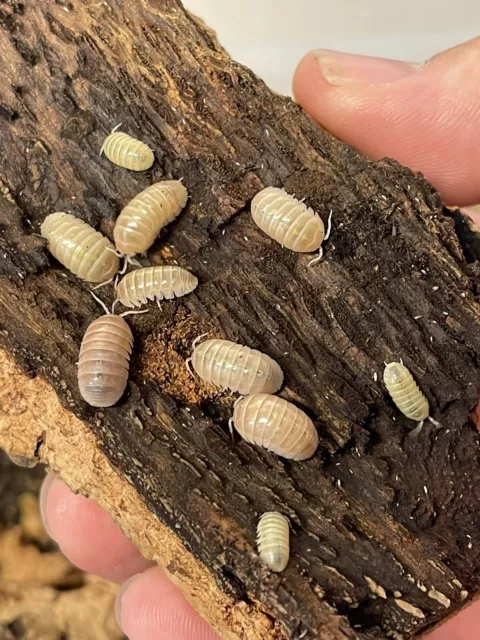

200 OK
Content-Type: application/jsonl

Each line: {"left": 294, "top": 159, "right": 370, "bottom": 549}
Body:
{"left": 0, "top": 348, "right": 281, "bottom": 640}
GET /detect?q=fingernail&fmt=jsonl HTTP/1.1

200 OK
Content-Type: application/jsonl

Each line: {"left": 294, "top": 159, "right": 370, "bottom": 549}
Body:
{"left": 115, "top": 573, "right": 142, "bottom": 627}
{"left": 39, "top": 473, "right": 56, "bottom": 538}
{"left": 314, "top": 50, "right": 420, "bottom": 86}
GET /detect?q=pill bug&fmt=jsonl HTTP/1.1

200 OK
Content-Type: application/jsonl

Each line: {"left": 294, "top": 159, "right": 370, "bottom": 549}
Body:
{"left": 256, "top": 512, "right": 290, "bottom": 572}
{"left": 116, "top": 265, "right": 198, "bottom": 309}
{"left": 78, "top": 293, "right": 147, "bottom": 408}
{"left": 230, "top": 393, "right": 318, "bottom": 460}
{"left": 41, "top": 212, "right": 119, "bottom": 283}
{"left": 188, "top": 338, "right": 284, "bottom": 395}
{"left": 113, "top": 180, "right": 188, "bottom": 257}
{"left": 251, "top": 187, "right": 332, "bottom": 266}
{"left": 78, "top": 314, "right": 133, "bottom": 407}
{"left": 100, "top": 126, "right": 154, "bottom": 171}
{"left": 383, "top": 362, "right": 440, "bottom": 436}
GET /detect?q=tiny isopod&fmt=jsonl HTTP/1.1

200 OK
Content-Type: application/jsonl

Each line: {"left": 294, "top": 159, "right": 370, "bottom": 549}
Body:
{"left": 230, "top": 393, "right": 318, "bottom": 460}
{"left": 383, "top": 362, "right": 440, "bottom": 436}
{"left": 257, "top": 512, "right": 290, "bottom": 572}
{"left": 188, "top": 339, "right": 283, "bottom": 395}
{"left": 113, "top": 180, "right": 188, "bottom": 257}
{"left": 100, "top": 126, "right": 154, "bottom": 171}
{"left": 116, "top": 265, "right": 198, "bottom": 309}
{"left": 251, "top": 187, "right": 332, "bottom": 266}
{"left": 41, "top": 212, "right": 119, "bottom": 283}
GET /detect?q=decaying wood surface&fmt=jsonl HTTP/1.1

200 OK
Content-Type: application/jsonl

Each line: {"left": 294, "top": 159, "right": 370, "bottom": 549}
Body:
{"left": 1, "top": 1, "right": 480, "bottom": 638}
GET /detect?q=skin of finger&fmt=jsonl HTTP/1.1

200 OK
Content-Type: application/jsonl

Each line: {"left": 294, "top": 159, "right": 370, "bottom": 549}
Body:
{"left": 40, "top": 475, "right": 153, "bottom": 583}
{"left": 117, "top": 565, "right": 220, "bottom": 640}
{"left": 425, "top": 598, "right": 480, "bottom": 639}
{"left": 292, "top": 40, "right": 480, "bottom": 206}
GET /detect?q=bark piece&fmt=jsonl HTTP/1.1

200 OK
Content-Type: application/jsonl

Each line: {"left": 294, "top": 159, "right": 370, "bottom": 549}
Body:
{"left": 0, "top": 1, "right": 480, "bottom": 638}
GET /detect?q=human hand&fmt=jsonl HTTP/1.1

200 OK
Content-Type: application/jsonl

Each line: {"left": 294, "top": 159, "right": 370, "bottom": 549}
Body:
{"left": 41, "top": 37, "right": 480, "bottom": 640}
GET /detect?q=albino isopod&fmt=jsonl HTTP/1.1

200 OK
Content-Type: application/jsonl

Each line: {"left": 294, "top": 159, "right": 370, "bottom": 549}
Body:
{"left": 188, "top": 339, "right": 283, "bottom": 395}
{"left": 113, "top": 181, "right": 188, "bottom": 257}
{"left": 383, "top": 362, "right": 440, "bottom": 436}
{"left": 116, "top": 265, "right": 198, "bottom": 308}
{"left": 100, "top": 127, "right": 154, "bottom": 171}
{"left": 78, "top": 314, "right": 133, "bottom": 407}
{"left": 251, "top": 187, "right": 332, "bottom": 265}
{"left": 41, "top": 212, "right": 119, "bottom": 283}
{"left": 230, "top": 393, "right": 318, "bottom": 460}
{"left": 257, "top": 512, "right": 290, "bottom": 572}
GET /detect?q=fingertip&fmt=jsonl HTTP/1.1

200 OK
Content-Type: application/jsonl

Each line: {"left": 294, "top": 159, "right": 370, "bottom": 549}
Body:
{"left": 117, "top": 566, "right": 219, "bottom": 640}
{"left": 40, "top": 475, "right": 152, "bottom": 582}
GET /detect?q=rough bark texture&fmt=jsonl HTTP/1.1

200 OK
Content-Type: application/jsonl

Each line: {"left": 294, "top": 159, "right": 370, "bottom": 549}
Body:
{"left": 1, "top": 1, "right": 480, "bottom": 639}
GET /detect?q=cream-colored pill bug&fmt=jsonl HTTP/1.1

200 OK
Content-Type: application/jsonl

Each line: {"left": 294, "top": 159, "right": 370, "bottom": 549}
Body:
{"left": 251, "top": 187, "right": 331, "bottom": 265}
{"left": 116, "top": 266, "right": 198, "bottom": 308}
{"left": 100, "top": 128, "right": 154, "bottom": 171}
{"left": 231, "top": 394, "right": 318, "bottom": 460}
{"left": 113, "top": 181, "right": 188, "bottom": 257}
{"left": 257, "top": 512, "right": 290, "bottom": 572}
{"left": 383, "top": 362, "right": 429, "bottom": 422}
{"left": 78, "top": 314, "right": 133, "bottom": 407}
{"left": 41, "top": 212, "right": 119, "bottom": 283}
{"left": 189, "top": 339, "right": 283, "bottom": 395}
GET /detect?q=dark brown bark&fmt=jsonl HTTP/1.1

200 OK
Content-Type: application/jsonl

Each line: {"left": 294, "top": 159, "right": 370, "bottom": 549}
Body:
{"left": 1, "top": 1, "right": 480, "bottom": 638}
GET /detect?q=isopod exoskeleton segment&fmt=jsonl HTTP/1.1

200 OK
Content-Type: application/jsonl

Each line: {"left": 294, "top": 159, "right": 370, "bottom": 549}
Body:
{"left": 113, "top": 180, "right": 188, "bottom": 257}
{"left": 100, "top": 129, "right": 154, "bottom": 171}
{"left": 190, "top": 339, "right": 283, "bottom": 395}
{"left": 256, "top": 512, "right": 290, "bottom": 572}
{"left": 116, "top": 265, "right": 198, "bottom": 308}
{"left": 231, "top": 393, "right": 318, "bottom": 460}
{"left": 41, "top": 212, "right": 119, "bottom": 283}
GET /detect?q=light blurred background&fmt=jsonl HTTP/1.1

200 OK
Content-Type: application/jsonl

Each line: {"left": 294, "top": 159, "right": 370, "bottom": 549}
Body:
{"left": 183, "top": 0, "right": 480, "bottom": 95}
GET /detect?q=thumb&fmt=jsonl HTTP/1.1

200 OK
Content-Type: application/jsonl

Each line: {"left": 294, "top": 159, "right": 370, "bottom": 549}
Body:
{"left": 293, "top": 37, "right": 480, "bottom": 206}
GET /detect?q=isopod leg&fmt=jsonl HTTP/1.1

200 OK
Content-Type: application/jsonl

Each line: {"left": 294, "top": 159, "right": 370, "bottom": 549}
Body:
{"left": 428, "top": 416, "right": 443, "bottom": 430}
{"left": 127, "top": 256, "right": 142, "bottom": 268}
{"left": 191, "top": 332, "right": 209, "bottom": 349}
{"left": 156, "top": 299, "right": 162, "bottom": 311}
{"left": 185, "top": 357, "right": 194, "bottom": 377}
{"left": 324, "top": 210, "right": 333, "bottom": 242}
{"left": 307, "top": 246, "right": 323, "bottom": 268}
{"left": 408, "top": 421, "right": 424, "bottom": 438}
{"left": 90, "top": 292, "right": 111, "bottom": 315}
{"left": 91, "top": 277, "right": 114, "bottom": 291}
{"left": 228, "top": 417, "right": 235, "bottom": 439}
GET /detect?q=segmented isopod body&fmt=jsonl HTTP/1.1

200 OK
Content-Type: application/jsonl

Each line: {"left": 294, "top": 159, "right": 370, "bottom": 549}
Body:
{"left": 116, "top": 266, "right": 198, "bottom": 308}
{"left": 251, "top": 187, "right": 325, "bottom": 252}
{"left": 101, "top": 130, "right": 154, "bottom": 171}
{"left": 257, "top": 512, "right": 290, "bottom": 572}
{"left": 383, "top": 362, "right": 429, "bottom": 421}
{"left": 114, "top": 181, "right": 188, "bottom": 256}
{"left": 191, "top": 339, "right": 283, "bottom": 395}
{"left": 232, "top": 394, "right": 318, "bottom": 460}
{"left": 78, "top": 315, "right": 133, "bottom": 407}
{"left": 41, "top": 212, "right": 119, "bottom": 283}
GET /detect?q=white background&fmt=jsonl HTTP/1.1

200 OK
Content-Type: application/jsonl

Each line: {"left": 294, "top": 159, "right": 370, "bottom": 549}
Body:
{"left": 183, "top": 0, "right": 480, "bottom": 95}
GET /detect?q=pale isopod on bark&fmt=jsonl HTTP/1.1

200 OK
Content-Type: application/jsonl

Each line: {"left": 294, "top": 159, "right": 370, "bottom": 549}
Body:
{"left": 257, "top": 512, "right": 290, "bottom": 572}
{"left": 41, "top": 212, "right": 119, "bottom": 283}
{"left": 78, "top": 293, "right": 147, "bottom": 408}
{"left": 116, "top": 265, "right": 198, "bottom": 309}
{"left": 188, "top": 339, "right": 283, "bottom": 395}
{"left": 78, "top": 314, "right": 133, "bottom": 407}
{"left": 230, "top": 393, "right": 318, "bottom": 460}
{"left": 100, "top": 126, "right": 154, "bottom": 171}
{"left": 250, "top": 187, "right": 332, "bottom": 266}
{"left": 383, "top": 362, "right": 440, "bottom": 436}
{"left": 113, "top": 180, "right": 188, "bottom": 257}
